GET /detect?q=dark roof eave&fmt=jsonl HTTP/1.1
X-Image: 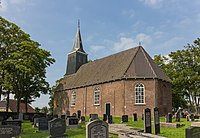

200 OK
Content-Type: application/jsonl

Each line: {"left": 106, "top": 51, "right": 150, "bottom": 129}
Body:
{"left": 54, "top": 76, "right": 171, "bottom": 93}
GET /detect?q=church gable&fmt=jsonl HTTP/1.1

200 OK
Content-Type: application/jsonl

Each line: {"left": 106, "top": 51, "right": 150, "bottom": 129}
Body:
{"left": 125, "top": 46, "right": 171, "bottom": 82}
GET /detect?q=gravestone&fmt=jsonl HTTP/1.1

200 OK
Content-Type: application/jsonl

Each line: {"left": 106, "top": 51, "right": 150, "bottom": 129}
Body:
{"left": 175, "top": 112, "right": 180, "bottom": 122}
{"left": 34, "top": 117, "right": 40, "bottom": 128}
{"left": 61, "top": 115, "right": 66, "bottom": 120}
{"left": 132, "top": 113, "right": 137, "bottom": 121}
{"left": 0, "top": 125, "right": 21, "bottom": 138}
{"left": 122, "top": 115, "right": 128, "bottom": 122}
{"left": 154, "top": 107, "right": 160, "bottom": 134}
{"left": 86, "top": 120, "right": 108, "bottom": 138}
{"left": 144, "top": 108, "right": 152, "bottom": 133}
{"left": 18, "top": 112, "right": 23, "bottom": 121}
{"left": 190, "top": 114, "right": 195, "bottom": 121}
{"left": 80, "top": 116, "right": 86, "bottom": 124}
{"left": 142, "top": 114, "right": 144, "bottom": 120}
{"left": 38, "top": 117, "right": 48, "bottom": 131}
{"left": 89, "top": 114, "right": 98, "bottom": 122}
{"left": 103, "top": 114, "right": 107, "bottom": 122}
{"left": 72, "top": 113, "right": 77, "bottom": 117}
{"left": 77, "top": 110, "right": 81, "bottom": 120}
{"left": 108, "top": 115, "right": 113, "bottom": 124}
{"left": 2, "top": 120, "right": 22, "bottom": 131}
{"left": 66, "top": 116, "right": 79, "bottom": 129}
{"left": 166, "top": 113, "right": 172, "bottom": 123}
{"left": 24, "top": 114, "right": 29, "bottom": 120}
{"left": 48, "top": 118, "right": 67, "bottom": 138}
{"left": 186, "top": 114, "right": 190, "bottom": 121}
{"left": 66, "top": 110, "right": 70, "bottom": 118}
{"left": 186, "top": 126, "right": 200, "bottom": 138}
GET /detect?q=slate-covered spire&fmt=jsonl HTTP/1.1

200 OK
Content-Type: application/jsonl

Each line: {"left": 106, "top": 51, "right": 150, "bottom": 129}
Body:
{"left": 71, "top": 20, "right": 86, "bottom": 53}
{"left": 66, "top": 20, "right": 88, "bottom": 75}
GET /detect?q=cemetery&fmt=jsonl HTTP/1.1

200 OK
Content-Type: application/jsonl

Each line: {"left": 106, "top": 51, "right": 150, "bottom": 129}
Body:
{"left": 0, "top": 108, "right": 199, "bottom": 138}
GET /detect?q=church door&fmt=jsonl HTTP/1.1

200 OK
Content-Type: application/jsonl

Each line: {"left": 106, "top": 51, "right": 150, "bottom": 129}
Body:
{"left": 105, "top": 103, "right": 111, "bottom": 116}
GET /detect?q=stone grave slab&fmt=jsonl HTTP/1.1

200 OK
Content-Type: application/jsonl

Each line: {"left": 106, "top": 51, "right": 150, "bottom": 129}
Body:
{"left": 122, "top": 115, "right": 128, "bottom": 122}
{"left": 0, "top": 125, "right": 21, "bottom": 138}
{"left": 186, "top": 126, "right": 200, "bottom": 138}
{"left": 86, "top": 120, "right": 108, "bottom": 138}
{"left": 144, "top": 108, "right": 152, "bottom": 133}
{"left": 48, "top": 118, "right": 67, "bottom": 138}
{"left": 154, "top": 107, "right": 160, "bottom": 134}
{"left": 66, "top": 116, "right": 79, "bottom": 129}
{"left": 132, "top": 113, "right": 137, "bottom": 121}
{"left": 38, "top": 117, "right": 48, "bottom": 131}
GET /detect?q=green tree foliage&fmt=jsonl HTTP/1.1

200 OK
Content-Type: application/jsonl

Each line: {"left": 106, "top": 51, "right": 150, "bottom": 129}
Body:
{"left": 154, "top": 38, "right": 200, "bottom": 111}
{"left": 0, "top": 16, "right": 55, "bottom": 113}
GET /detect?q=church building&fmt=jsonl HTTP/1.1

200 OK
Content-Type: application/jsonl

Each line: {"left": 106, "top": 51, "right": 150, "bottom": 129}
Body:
{"left": 54, "top": 23, "right": 172, "bottom": 117}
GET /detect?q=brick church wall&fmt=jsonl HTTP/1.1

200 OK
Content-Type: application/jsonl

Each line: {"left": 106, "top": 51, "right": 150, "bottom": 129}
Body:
{"left": 54, "top": 78, "right": 171, "bottom": 117}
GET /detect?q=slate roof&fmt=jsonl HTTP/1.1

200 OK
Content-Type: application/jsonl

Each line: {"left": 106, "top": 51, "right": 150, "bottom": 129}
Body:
{"left": 0, "top": 99, "right": 35, "bottom": 113}
{"left": 56, "top": 46, "right": 170, "bottom": 91}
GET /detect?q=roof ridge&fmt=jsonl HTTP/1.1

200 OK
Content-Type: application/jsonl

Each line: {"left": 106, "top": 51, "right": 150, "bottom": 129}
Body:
{"left": 123, "top": 46, "right": 141, "bottom": 77}
{"left": 140, "top": 47, "right": 157, "bottom": 78}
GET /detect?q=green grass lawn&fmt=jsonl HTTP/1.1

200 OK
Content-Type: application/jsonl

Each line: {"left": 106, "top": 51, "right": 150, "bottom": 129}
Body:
{"left": 20, "top": 116, "right": 191, "bottom": 138}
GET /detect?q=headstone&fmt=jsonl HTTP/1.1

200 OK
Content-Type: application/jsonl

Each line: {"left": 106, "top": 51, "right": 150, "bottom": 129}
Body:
{"left": 0, "top": 125, "right": 21, "bottom": 138}
{"left": 66, "top": 116, "right": 79, "bottom": 129}
{"left": 108, "top": 115, "right": 113, "bottom": 124}
{"left": 2, "top": 120, "right": 22, "bottom": 131}
{"left": 38, "top": 117, "right": 48, "bottom": 131}
{"left": 66, "top": 110, "right": 70, "bottom": 118}
{"left": 103, "top": 114, "right": 107, "bottom": 122}
{"left": 186, "top": 126, "right": 200, "bottom": 138}
{"left": 48, "top": 118, "right": 67, "bottom": 138}
{"left": 34, "top": 117, "right": 40, "bottom": 128}
{"left": 190, "top": 114, "right": 195, "bottom": 121}
{"left": 24, "top": 114, "right": 29, "bottom": 120}
{"left": 166, "top": 113, "right": 172, "bottom": 123}
{"left": 186, "top": 114, "right": 190, "bottom": 121}
{"left": 89, "top": 114, "right": 98, "bottom": 122}
{"left": 132, "top": 113, "right": 137, "bottom": 121}
{"left": 154, "top": 107, "right": 160, "bottom": 134}
{"left": 77, "top": 110, "right": 81, "bottom": 120}
{"left": 122, "top": 115, "right": 128, "bottom": 122}
{"left": 80, "top": 116, "right": 85, "bottom": 124}
{"left": 72, "top": 113, "right": 77, "bottom": 117}
{"left": 18, "top": 113, "right": 23, "bottom": 121}
{"left": 144, "top": 108, "right": 152, "bottom": 133}
{"left": 61, "top": 115, "right": 66, "bottom": 120}
{"left": 86, "top": 120, "right": 108, "bottom": 138}
{"left": 175, "top": 112, "right": 180, "bottom": 122}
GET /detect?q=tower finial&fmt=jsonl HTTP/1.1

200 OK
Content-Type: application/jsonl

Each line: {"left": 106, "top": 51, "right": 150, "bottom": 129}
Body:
{"left": 78, "top": 19, "right": 80, "bottom": 29}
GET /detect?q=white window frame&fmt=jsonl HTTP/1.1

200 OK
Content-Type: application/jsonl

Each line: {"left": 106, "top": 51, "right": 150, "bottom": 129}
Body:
{"left": 135, "top": 83, "right": 145, "bottom": 104}
{"left": 71, "top": 90, "right": 76, "bottom": 106}
{"left": 94, "top": 87, "right": 100, "bottom": 105}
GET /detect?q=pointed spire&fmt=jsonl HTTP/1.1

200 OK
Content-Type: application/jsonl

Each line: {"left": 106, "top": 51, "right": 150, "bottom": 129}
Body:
{"left": 71, "top": 20, "right": 86, "bottom": 53}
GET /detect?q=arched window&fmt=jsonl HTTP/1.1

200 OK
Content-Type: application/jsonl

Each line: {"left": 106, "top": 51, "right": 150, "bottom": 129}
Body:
{"left": 94, "top": 87, "right": 100, "bottom": 105}
{"left": 135, "top": 83, "right": 145, "bottom": 104}
{"left": 71, "top": 90, "right": 76, "bottom": 106}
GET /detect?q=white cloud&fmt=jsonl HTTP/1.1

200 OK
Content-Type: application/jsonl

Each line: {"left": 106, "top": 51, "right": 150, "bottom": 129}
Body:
{"left": 89, "top": 45, "right": 105, "bottom": 53}
{"left": 113, "top": 33, "right": 152, "bottom": 52}
{"left": 9, "top": 0, "right": 26, "bottom": 4}
{"left": 0, "top": 0, "right": 8, "bottom": 12}
{"left": 121, "top": 9, "right": 135, "bottom": 18}
{"left": 159, "top": 36, "right": 183, "bottom": 49}
{"left": 140, "top": 0, "right": 164, "bottom": 8}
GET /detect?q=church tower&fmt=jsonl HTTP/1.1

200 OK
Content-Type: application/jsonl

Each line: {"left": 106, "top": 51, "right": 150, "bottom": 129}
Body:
{"left": 66, "top": 21, "right": 88, "bottom": 75}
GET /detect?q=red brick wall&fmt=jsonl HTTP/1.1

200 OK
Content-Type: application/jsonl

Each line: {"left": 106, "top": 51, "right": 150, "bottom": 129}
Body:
{"left": 54, "top": 79, "right": 172, "bottom": 117}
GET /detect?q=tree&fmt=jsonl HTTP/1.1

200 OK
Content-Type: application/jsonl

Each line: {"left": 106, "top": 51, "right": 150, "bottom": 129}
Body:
{"left": 0, "top": 17, "right": 55, "bottom": 113}
{"left": 41, "top": 106, "right": 48, "bottom": 114}
{"left": 154, "top": 38, "right": 200, "bottom": 111}
{"left": 35, "top": 107, "right": 41, "bottom": 113}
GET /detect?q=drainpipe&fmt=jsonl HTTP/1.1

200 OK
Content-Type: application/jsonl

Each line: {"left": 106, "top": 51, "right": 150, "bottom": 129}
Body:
{"left": 154, "top": 79, "right": 156, "bottom": 108}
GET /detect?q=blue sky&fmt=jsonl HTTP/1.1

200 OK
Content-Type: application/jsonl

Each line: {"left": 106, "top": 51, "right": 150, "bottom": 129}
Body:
{"left": 1, "top": 0, "right": 200, "bottom": 108}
